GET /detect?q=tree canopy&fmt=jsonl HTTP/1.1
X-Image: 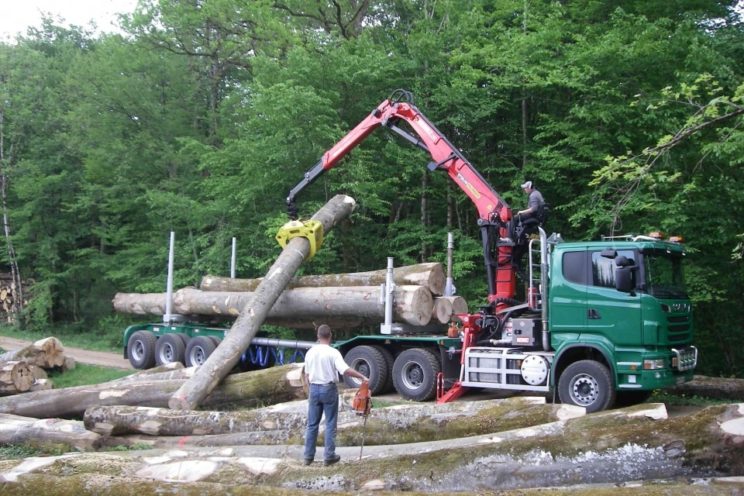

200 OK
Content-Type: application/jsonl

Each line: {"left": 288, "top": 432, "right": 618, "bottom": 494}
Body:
{"left": 0, "top": 0, "right": 742, "bottom": 376}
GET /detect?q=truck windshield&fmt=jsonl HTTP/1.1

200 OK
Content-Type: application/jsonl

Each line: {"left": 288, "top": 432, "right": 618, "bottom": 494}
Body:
{"left": 643, "top": 249, "right": 687, "bottom": 299}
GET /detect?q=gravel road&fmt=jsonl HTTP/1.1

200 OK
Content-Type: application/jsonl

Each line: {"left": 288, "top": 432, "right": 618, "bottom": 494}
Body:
{"left": 0, "top": 336, "right": 131, "bottom": 370}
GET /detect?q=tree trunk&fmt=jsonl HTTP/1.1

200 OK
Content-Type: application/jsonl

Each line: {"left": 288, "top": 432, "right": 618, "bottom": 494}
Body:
{"left": 199, "top": 262, "right": 445, "bottom": 295}
{"left": 0, "top": 413, "right": 100, "bottom": 451}
{"left": 167, "top": 285, "right": 432, "bottom": 326}
{"left": 669, "top": 375, "right": 744, "bottom": 401}
{"left": 0, "top": 361, "right": 34, "bottom": 395}
{"left": 431, "top": 296, "right": 468, "bottom": 324}
{"left": 110, "top": 293, "right": 165, "bottom": 315}
{"left": 85, "top": 397, "right": 582, "bottom": 443}
{"left": 168, "top": 195, "right": 356, "bottom": 410}
{"left": 0, "top": 363, "right": 305, "bottom": 419}
{"left": 0, "top": 336, "right": 65, "bottom": 369}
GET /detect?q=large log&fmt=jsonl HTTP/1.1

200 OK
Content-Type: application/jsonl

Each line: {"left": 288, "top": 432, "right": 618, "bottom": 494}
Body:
{"left": 110, "top": 293, "right": 165, "bottom": 315}
{"left": 168, "top": 195, "right": 356, "bottom": 411}
{"left": 0, "top": 363, "right": 305, "bottom": 419}
{"left": 669, "top": 374, "right": 744, "bottom": 401}
{"left": 431, "top": 296, "right": 468, "bottom": 324}
{"left": 0, "top": 413, "right": 100, "bottom": 451}
{"left": 170, "top": 285, "right": 432, "bottom": 326}
{"left": 200, "top": 262, "right": 445, "bottom": 295}
{"left": 85, "top": 397, "right": 583, "bottom": 442}
{"left": 0, "top": 336, "right": 65, "bottom": 369}
{"left": 0, "top": 361, "right": 34, "bottom": 395}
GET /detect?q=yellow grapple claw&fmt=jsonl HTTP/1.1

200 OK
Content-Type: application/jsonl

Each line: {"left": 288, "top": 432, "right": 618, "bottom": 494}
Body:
{"left": 275, "top": 219, "right": 324, "bottom": 259}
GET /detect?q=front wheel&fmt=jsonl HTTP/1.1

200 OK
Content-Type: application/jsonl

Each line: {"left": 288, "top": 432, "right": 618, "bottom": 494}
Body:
{"left": 557, "top": 360, "right": 615, "bottom": 413}
{"left": 155, "top": 333, "right": 187, "bottom": 366}
{"left": 392, "top": 348, "right": 440, "bottom": 401}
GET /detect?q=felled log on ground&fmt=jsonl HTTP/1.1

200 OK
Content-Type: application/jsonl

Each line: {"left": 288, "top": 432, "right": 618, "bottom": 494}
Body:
{"left": 0, "top": 336, "right": 65, "bottom": 369}
{"left": 5, "top": 403, "right": 744, "bottom": 494}
{"left": 0, "top": 413, "right": 100, "bottom": 451}
{"left": 668, "top": 374, "right": 744, "bottom": 401}
{"left": 0, "top": 361, "right": 34, "bottom": 395}
{"left": 0, "top": 363, "right": 305, "bottom": 419}
{"left": 171, "top": 285, "right": 433, "bottom": 326}
{"left": 200, "top": 262, "right": 445, "bottom": 295}
{"left": 169, "top": 194, "right": 356, "bottom": 411}
{"left": 87, "top": 397, "right": 583, "bottom": 445}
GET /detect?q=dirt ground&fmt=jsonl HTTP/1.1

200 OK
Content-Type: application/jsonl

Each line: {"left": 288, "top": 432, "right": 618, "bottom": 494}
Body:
{"left": 0, "top": 336, "right": 131, "bottom": 370}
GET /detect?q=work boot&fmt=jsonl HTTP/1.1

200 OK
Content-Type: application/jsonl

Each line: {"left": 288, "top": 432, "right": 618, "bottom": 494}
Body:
{"left": 324, "top": 454, "right": 341, "bottom": 466}
{"left": 303, "top": 458, "right": 313, "bottom": 466}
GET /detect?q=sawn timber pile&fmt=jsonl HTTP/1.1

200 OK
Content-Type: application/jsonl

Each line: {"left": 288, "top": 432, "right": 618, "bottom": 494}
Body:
{"left": 112, "top": 262, "right": 468, "bottom": 328}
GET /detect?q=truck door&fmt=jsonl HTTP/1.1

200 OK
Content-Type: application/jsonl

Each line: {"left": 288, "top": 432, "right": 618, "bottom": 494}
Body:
{"left": 549, "top": 249, "right": 588, "bottom": 336}
{"left": 584, "top": 249, "right": 642, "bottom": 345}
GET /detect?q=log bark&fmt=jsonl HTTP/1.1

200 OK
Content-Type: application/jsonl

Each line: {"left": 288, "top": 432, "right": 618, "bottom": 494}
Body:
{"left": 0, "top": 363, "right": 305, "bottom": 419}
{"left": 110, "top": 293, "right": 165, "bottom": 316}
{"left": 668, "top": 374, "right": 744, "bottom": 401}
{"left": 0, "top": 413, "right": 100, "bottom": 451}
{"left": 85, "top": 397, "right": 582, "bottom": 443}
{"left": 0, "top": 336, "right": 65, "bottom": 368}
{"left": 200, "top": 262, "right": 445, "bottom": 295}
{"left": 168, "top": 195, "right": 356, "bottom": 410}
{"left": 0, "top": 361, "right": 34, "bottom": 395}
{"left": 169, "top": 285, "right": 432, "bottom": 326}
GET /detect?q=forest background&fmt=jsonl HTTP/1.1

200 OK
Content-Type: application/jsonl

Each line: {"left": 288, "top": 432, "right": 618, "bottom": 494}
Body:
{"left": 0, "top": 0, "right": 742, "bottom": 377}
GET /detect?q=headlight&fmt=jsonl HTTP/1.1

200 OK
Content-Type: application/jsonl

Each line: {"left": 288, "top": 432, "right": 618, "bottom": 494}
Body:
{"left": 643, "top": 359, "right": 665, "bottom": 370}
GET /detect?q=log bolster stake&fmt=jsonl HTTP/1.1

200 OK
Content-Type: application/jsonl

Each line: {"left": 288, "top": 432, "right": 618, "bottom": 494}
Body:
{"left": 275, "top": 219, "right": 323, "bottom": 259}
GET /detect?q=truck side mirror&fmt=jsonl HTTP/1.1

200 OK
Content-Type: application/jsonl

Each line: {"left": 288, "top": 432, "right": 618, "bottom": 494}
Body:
{"left": 615, "top": 267, "right": 634, "bottom": 292}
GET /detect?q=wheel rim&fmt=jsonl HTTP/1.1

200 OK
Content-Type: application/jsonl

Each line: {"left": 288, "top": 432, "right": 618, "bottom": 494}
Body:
{"left": 570, "top": 373, "right": 599, "bottom": 406}
{"left": 159, "top": 343, "right": 175, "bottom": 363}
{"left": 131, "top": 340, "right": 145, "bottom": 361}
{"left": 191, "top": 346, "right": 207, "bottom": 365}
{"left": 401, "top": 360, "right": 425, "bottom": 390}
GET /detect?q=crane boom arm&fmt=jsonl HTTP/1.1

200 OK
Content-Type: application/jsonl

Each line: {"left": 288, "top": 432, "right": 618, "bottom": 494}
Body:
{"left": 286, "top": 91, "right": 516, "bottom": 305}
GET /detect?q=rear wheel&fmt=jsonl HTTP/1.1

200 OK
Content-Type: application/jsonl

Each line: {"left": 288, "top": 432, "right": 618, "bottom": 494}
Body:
{"left": 558, "top": 360, "right": 615, "bottom": 413}
{"left": 392, "top": 348, "right": 440, "bottom": 401}
{"left": 185, "top": 336, "right": 217, "bottom": 367}
{"left": 155, "top": 333, "right": 187, "bottom": 366}
{"left": 343, "top": 345, "right": 389, "bottom": 395}
{"left": 127, "top": 331, "right": 157, "bottom": 369}
{"left": 373, "top": 345, "right": 395, "bottom": 394}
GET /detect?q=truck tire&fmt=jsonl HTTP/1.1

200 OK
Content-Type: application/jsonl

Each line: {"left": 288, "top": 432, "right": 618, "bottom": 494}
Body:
{"left": 185, "top": 336, "right": 217, "bottom": 367}
{"left": 155, "top": 333, "right": 187, "bottom": 366}
{"left": 343, "top": 345, "right": 389, "bottom": 395}
{"left": 127, "top": 331, "right": 157, "bottom": 369}
{"left": 392, "top": 348, "right": 440, "bottom": 401}
{"left": 372, "top": 345, "right": 395, "bottom": 394}
{"left": 558, "top": 360, "right": 615, "bottom": 413}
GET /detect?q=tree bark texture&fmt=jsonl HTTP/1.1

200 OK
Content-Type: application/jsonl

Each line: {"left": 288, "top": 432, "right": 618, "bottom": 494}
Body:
{"left": 2, "top": 403, "right": 744, "bottom": 494}
{"left": 0, "top": 336, "right": 65, "bottom": 369}
{"left": 0, "top": 413, "right": 100, "bottom": 451}
{"left": 84, "top": 397, "right": 583, "bottom": 444}
{"left": 0, "top": 363, "right": 305, "bottom": 419}
{"left": 168, "top": 195, "right": 356, "bottom": 410}
{"left": 199, "top": 262, "right": 445, "bottom": 295}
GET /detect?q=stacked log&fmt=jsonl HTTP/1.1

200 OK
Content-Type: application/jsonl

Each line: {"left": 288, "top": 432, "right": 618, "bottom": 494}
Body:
{"left": 0, "top": 337, "right": 68, "bottom": 395}
{"left": 0, "top": 272, "right": 22, "bottom": 323}
{"left": 0, "top": 337, "right": 66, "bottom": 369}
{"left": 113, "top": 262, "right": 468, "bottom": 329}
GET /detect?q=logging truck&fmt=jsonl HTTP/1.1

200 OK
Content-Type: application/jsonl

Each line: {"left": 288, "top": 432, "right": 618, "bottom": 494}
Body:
{"left": 122, "top": 90, "right": 697, "bottom": 413}
{"left": 282, "top": 90, "right": 697, "bottom": 413}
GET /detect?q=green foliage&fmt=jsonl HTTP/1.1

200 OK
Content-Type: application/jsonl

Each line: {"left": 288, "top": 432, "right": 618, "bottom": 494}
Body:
{"left": 47, "top": 364, "right": 131, "bottom": 389}
{"left": 0, "top": 0, "right": 742, "bottom": 376}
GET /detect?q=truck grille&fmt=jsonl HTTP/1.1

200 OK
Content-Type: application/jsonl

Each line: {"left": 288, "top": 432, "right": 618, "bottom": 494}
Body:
{"left": 666, "top": 315, "right": 691, "bottom": 343}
